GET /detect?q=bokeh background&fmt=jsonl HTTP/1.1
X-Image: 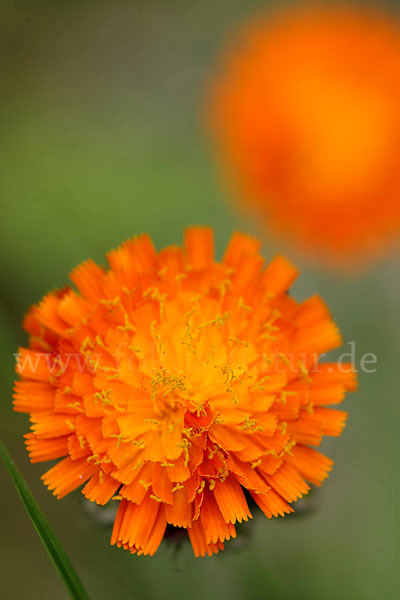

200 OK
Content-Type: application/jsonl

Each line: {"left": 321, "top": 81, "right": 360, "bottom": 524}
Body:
{"left": 1, "top": 1, "right": 399, "bottom": 599}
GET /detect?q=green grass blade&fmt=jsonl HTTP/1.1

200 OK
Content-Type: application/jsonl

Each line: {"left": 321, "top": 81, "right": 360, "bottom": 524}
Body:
{"left": 0, "top": 440, "right": 90, "bottom": 600}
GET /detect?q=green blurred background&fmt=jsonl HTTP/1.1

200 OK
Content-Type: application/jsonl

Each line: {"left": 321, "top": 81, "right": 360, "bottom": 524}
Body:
{"left": 1, "top": 1, "right": 399, "bottom": 598}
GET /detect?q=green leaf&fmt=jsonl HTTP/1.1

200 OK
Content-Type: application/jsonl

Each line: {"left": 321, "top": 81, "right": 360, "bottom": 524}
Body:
{"left": 0, "top": 440, "right": 90, "bottom": 600}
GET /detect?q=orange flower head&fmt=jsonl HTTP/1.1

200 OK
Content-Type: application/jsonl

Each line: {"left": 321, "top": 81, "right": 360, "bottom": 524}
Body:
{"left": 209, "top": 4, "right": 400, "bottom": 263}
{"left": 14, "top": 228, "right": 356, "bottom": 557}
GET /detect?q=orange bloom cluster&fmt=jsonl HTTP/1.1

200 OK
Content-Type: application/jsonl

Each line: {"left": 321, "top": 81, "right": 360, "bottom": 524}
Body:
{"left": 14, "top": 228, "right": 356, "bottom": 556}
{"left": 209, "top": 5, "right": 400, "bottom": 263}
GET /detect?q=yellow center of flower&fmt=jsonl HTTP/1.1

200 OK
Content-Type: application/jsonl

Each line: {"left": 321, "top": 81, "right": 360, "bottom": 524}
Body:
{"left": 98, "top": 293, "right": 266, "bottom": 465}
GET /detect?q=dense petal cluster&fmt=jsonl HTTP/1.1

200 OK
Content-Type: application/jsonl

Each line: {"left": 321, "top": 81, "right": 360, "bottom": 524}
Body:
{"left": 14, "top": 228, "right": 356, "bottom": 556}
{"left": 209, "top": 5, "right": 400, "bottom": 263}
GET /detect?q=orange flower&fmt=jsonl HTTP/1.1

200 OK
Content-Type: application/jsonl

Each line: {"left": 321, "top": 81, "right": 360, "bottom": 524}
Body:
{"left": 14, "top": 228, "right": 356, "bottom": 557}
{"left": 209, "top": 4, "right": 400, "bottom": 263}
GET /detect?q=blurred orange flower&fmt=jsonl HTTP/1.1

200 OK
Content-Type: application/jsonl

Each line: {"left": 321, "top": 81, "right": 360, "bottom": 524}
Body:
{"left": 14, "top": 228, "right": 356, "bottom": 557}
{"left": 209, "top": 4, "right": 400, "bottom": 263}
